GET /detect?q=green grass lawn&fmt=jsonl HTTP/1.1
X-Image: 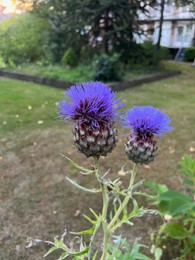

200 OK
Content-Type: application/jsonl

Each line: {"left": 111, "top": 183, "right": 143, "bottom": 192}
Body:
{"left": 0, "top": 61, "right": 195, "bottom": 259}
{"left": 0, "top": 78, "right": 63, "bottom": 133}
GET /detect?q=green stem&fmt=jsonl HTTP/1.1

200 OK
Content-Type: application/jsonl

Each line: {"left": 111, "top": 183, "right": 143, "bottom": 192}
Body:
{"left": 107, "top": 164, "right": 137, "bottom": 232}
{"left": 100, "top": 181, "right": 109, "bottom": 260}
{"left": 94, "top": 157, "right": 110, "bottom": 260}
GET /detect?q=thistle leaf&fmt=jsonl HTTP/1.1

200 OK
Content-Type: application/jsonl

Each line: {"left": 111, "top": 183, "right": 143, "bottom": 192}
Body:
{"left": 44, "top": 246, "right": 58, "bottom": 257}
{"left": 60, "top": 154, "right": 95, "bottom": 174}
{"left": 70, "top": 228, "right": 94, "bottom": 235}
{"left": 82, "top": 214, "right": 96, "bottom": 225}
{"left": 66, "top": 177, "right": 101, "bottom": 194}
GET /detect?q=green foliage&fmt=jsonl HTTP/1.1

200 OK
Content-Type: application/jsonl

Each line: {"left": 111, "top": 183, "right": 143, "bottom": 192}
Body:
{"left": 179, "top": 155, "right": 195, "bottom": 193}
{"left": 43, "top": 155, "right": 160, "bottom": 259}
{"left": 124, "top": 42, "right": 170, "bottom": 67}
{"left": 148, "top": 155, "right": 195, "bottom": 259}
{"left": 0, "top": 56, "right": 6, "bottom": 68}
{"left": 44, "top": 233, "right": 89, "bottom": 259}
{"left": 159, "top": 46, "right": 171, "bottom": 60}
{"left": 107, "top": 235, "right": 150, "bottom": 260}
{"left": 184, "top": 47, "right": 195, "bottom": 62}
{"left": 0, "top": 13, "right": 49, "bottom": 65}
{"left": 93, "top": 53, "right": 123, "bottom": 82}
{"left": 11, "top": 63, "right": 94, "bottom": 82}
{"left": 61, "top": 48, "right": 78, "bottom": 67}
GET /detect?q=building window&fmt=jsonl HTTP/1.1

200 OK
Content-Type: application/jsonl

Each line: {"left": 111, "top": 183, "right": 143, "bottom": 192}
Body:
{"left": 186, "top": 24, "right": 192, "bottom": 33}
{"left": 186, "top": 24, "right": 193, "bottom": 43}
{"left": 177, "top": 26, "right": 183, "bottom": 42}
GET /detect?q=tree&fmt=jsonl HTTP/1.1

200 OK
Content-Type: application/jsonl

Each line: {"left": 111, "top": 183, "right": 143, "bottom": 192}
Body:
{"left": 29, "top": 0, "right": 157, "bottom": 60}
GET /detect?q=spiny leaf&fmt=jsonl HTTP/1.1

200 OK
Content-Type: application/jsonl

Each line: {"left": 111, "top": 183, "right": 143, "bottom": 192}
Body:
{"left": 44, "top": 246, "right": 58, "bottom": 257}
{"left": 66, "top": 177, "right": 101, "bottom": 194}
{"left": 82, "top": 214, "right": 96, "bottom": 225}
{"left": 70, "top": 228, "right": 94, "bottom": 235}
{"left": 71, "top": 247, "right": 89, "bottom": 256}
{"left": 89, "top": 208, "right": 100, "bottom": 220}
{"left": 58, "top": 252, "right": 69, "bottom": 260}
{"left": 60, "top": 154, "right": 95, "bottom": 174}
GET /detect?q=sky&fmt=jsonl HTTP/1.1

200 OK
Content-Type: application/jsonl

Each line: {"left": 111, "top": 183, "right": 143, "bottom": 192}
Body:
{"left": 0, "top": 0, "right": 16, "bottom": 13}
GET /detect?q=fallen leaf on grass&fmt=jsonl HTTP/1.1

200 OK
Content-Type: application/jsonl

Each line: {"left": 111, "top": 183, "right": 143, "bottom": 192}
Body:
{"left": 168, "top": 146, "right": 175, "bottom": 154}
{"left": 189, "top": 147, "right": 195, "bottom": 152}
{"left": 37, "top": 120, "right": 44, "bottom": 124}
{"left": 143, "top": 165, "right": 151, "bottom": 170}
{"left": 74, "top": 209, "right": 81, "bottom": 217}
{"left": 118, "top": 169, "right": 127, "bottom": 176}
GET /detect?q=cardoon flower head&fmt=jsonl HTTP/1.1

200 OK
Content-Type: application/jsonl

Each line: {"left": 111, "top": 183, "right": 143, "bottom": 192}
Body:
{"left": 124, "top": 106, "right": 172, "bottom": 164}
{"left": 58, "top": 82, "right": 123, "bottom": 158}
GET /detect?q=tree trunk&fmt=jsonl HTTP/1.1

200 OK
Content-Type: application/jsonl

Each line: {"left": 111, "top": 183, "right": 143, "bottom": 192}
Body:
{"left": 156, "top": 0, "right": 165, "bottom": 50}
{"left": 104, "top": 9, "right": 109, "bottom": 54}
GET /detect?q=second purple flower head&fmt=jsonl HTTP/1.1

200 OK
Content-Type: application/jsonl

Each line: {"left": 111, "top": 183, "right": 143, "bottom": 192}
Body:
{"left": 124, "top": 106, "right": 172, "bottom": 164}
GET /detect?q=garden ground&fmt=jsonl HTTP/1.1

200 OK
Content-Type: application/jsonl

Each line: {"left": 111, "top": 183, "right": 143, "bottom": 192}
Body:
{"left": 0, "top": 62, "right": 195, "bottom": 259}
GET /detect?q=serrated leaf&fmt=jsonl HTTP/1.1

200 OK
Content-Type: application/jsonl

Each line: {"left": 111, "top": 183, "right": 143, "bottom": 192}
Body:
{"left": 164, "top": 223, "right": 189, "bottom": 239}
{"left": 70, "top": 228, "right": 94, "bottom": 235}
{"left": 60, "top": 154, "right": 94, "bottom": 174}
{"left": 44, "top": 246, "right": 58, "bottom": 257}
{"left": 66, "top": 177, "right": 100, "bottom": 193}
{"left": 71, "top": 247, "right": 88, "bottom": 256}
{"left": 131, "top": 179, "right": 145, "bottom": 190}
{"left": 58, "top": 252, "right": 69, "bottom": 260}
{"left": 89, "top": 208, "right": 100, "bottom": 220}
{"left": 82, "top": 214, "right": 96, "bottom": 225}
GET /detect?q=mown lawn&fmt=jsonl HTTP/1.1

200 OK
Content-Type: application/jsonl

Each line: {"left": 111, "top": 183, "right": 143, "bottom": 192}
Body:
{"left": 0, "top": 61, "right": 195, "bottom": 259}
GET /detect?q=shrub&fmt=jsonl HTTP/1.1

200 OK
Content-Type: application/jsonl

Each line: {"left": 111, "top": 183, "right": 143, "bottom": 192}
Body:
{"left": 61, "top": 48, "right": 78, "bottom": 67}
{"left": 0, "top": 13, "right": 50, "bottom": 65}
{"left": 159, "top": 46, "right": 171, "bottom": 60}
{"left": 126, "top": 42, "right": 171, "bottom": 67}
{"left": 184, "top": 47, "right": 195, "bottom": 62}
{"left": 93, "top": 53, "right": 123, "bottom": 82}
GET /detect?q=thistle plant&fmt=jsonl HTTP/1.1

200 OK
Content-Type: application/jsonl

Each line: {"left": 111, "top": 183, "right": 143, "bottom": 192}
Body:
{"left": 34, "top": 82, "right": 172, "bottom": 259}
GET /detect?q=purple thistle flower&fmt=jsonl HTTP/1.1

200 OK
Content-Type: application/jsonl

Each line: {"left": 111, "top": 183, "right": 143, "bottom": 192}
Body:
{"left": 124, "top": 106, "right": 172, "bottom": 164}
{"left": 57, "top": 82, "right": 123, "bottom": 128}
{"left": 124, "top": 106, "right": 172, "bottom": 139}
{"left": 57, "top": 82, "right": 124, "bottom": 158}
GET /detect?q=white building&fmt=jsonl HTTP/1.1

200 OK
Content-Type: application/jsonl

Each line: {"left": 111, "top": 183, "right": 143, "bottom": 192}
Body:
{"left": 138, "top": 2, "right": 195, "bottom": 50}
